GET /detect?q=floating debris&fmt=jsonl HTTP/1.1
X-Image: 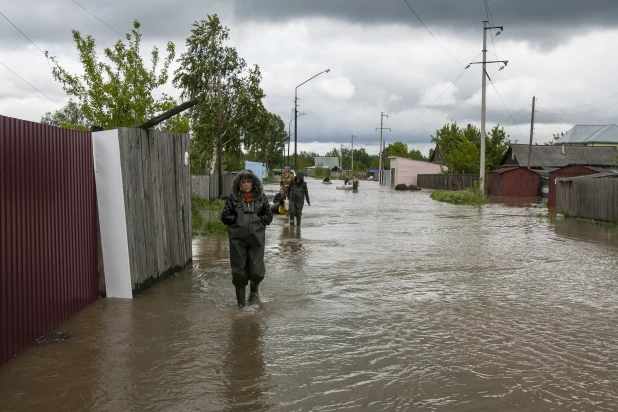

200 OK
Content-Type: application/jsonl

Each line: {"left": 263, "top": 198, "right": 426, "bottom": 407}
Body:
{"left": 36, "top": 331, "right": 74, "bottom": 345}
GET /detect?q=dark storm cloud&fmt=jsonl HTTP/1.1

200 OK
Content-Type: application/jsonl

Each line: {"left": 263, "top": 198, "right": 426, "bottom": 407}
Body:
{"left": 230, "top": 0, "right": 618, "bottom": 46}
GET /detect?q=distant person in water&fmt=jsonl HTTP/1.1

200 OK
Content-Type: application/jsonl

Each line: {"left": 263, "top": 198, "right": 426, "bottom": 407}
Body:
{"left": 323, "top": 176, "right": 330, "bottom": 182}
{"left": 288, "top": 172, "right": 311, "bottom": 226}
{"left": 221, "top": 170, "right": 273, "bottom": 307}
{"left": 344, "top": 177, "right": 350, "bottom": 185}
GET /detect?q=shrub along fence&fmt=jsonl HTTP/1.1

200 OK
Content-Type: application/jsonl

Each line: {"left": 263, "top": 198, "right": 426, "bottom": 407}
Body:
{"left": 417, "top": 174, "right": 479, "bottom": 191}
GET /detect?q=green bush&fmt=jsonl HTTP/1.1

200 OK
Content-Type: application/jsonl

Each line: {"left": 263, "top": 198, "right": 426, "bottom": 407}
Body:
{"left": 191, "top": 195, "right": 227, "bottom": 236}
{"left": 314, "top": 166, "right": 330, "bottom": 179}
{"left": 430, "top": 181, "right": 488, "bottom": 205}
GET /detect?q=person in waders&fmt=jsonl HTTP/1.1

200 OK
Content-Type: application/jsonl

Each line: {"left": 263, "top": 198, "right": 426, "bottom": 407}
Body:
{"left": 288, "top": 172, "right": 310, "bottom": 226}
{"left": 221, "top": 170, "right": 273, "bottom": 307}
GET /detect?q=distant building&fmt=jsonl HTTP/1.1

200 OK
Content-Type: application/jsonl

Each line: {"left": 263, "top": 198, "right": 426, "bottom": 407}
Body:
{"left": 314, "top": 156, "right": 340, "bottom": 169}
{"left": 554, "top": 124, "right": 618, "bottom": 147}
{"left": 387, "top": 156, "right": 443, "bottom": 187}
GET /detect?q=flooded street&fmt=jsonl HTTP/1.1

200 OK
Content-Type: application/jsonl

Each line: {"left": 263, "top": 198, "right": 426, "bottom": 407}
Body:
{"left": 2, "top": 178, "right": 618, "bottom": 411}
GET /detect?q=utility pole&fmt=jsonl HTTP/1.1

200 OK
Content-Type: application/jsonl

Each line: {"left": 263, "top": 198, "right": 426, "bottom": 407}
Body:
{"left": 376, "top": 112, "right": 391, "bottom": 184}
{"left": 340, "top": 143, "right": 343, "bottom": 171}
{"left": 351, "top": 135, "right": 355, "bottom": 174}
{"left": 217, "top": 74, "right": 223, "bottom": 198}
{"left": 468, "top": 21, "right": 507, "bottom": 193}
{"left": 527, "top": 96, "right": 536, "bottom": 169}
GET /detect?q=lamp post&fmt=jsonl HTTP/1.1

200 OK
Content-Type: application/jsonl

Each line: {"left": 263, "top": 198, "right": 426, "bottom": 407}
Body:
{"left": 351, "top": 134, "right": 356, "bottom": 174}
{"left": 288, "top": 112, "right": 305, "bottom": 166}
{"left": 294, "top": 68, "right": 330, "bottom": 170}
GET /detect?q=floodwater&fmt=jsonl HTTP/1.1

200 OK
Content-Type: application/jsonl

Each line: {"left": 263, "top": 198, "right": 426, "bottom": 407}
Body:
{"left": 2, "top": 179, "right": 618, "bottom": 411}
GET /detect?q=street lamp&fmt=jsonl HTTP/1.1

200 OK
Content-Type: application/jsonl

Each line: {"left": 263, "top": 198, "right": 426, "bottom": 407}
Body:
{"left": 351, "top": 134, "right": 356, "bottom": 174}
{"left": 288, "top": 112, "right": 305, "bottom": 165}
{"left": 294, "top": 68, "right": 330, "bottom": 170}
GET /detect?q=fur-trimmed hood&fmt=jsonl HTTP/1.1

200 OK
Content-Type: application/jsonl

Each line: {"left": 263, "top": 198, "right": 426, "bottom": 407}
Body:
{"left": 232, "top": 170, "right": 264, "bottom": 200}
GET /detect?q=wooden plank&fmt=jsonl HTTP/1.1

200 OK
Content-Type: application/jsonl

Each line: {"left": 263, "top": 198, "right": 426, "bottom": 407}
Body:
{"left": 118, "top": 129, "right": 136, "bottom": 289}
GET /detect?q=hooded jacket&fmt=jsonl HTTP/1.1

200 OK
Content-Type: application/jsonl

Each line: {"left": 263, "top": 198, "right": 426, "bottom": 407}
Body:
{"left": 221, "top": 170, "right": 273, "bottom": 228}
{"left": 289, "top": 172, "right": 310, "bottom": 208}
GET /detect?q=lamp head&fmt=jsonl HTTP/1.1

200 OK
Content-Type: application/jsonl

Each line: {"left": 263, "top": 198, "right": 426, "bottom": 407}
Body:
{"left": 325, "top": 69, "right": 331, "bottom": 73}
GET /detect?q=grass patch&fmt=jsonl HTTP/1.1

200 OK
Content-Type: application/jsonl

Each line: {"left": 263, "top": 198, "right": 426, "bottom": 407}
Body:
{"left": 191, "top": 195, "right": 227, "bottom": 236}
{"left": 576, "top": 217, "right": 618, "bottom": 237}
{"left": 430, "top": 181, "right": 487, "bottom": 206}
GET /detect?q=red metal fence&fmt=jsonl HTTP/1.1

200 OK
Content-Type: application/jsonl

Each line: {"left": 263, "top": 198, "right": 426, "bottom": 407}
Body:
{"left": 1, "top": 115, "right": 99, "bottom": 366}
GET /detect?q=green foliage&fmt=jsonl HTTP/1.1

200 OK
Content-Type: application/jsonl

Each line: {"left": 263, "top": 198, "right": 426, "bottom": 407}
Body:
{"left": 382, "top": 141, "right": 427, "bottom": 168}
{"left": 430, "top": 181, "right": 487, "bottom": 205}
{"left": 314, "top": 166, "right": 330, "bottom": 179}
{"left": 173, "top": 14, "right": 266, "bottom": 176}
{"left": 41, "top": 100, "right": 89, "bottom": 131}
{"left": 46, "top": 20, "right": 176, "bottom": 130}
{"left": 431, "top": 122, "right": 510, "bottom": 174}
{"left": 191, "top": 195, "right": 227, "bottom": 236}
{"left": 295, "top": 151, "right": 320, "bottom": 172}
{"left": 576, "top": 217, "right": 618, "bottom": 237}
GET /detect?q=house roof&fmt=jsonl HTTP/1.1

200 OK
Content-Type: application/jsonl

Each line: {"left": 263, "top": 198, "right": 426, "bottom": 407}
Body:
{"left": 500, "top": 144, "right": 618, "bottom": 168}
{"left": 555, "top": 124, "right": 618, "bottom": 145}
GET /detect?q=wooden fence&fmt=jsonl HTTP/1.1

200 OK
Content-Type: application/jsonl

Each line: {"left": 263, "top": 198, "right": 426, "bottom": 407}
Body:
{"left": 191, "top": 174, "right": 235, "bottom": 200}
{"left": 417, "top": 174, "right": 479, "bottom": 191}
{"left": 556, "top": 175, "right": 618, "bottom": 222}
{"left": 116, "top": 128, "right": 192, "bottom": 292}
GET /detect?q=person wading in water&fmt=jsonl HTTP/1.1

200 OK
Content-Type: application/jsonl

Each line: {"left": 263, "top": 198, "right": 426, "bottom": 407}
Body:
{"left": 221, "top": 170, "right": 273, "bottom": 307}
{"left": 288, "top": 172, "right": 311, "bottom": 226}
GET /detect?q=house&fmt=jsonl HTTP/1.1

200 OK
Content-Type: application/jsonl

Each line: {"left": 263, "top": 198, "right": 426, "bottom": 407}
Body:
{"left": 495, "top": 144, "right": 617, "bottom": 196}
{"left": 387, "top": 156, "right": 443, "bottom": 187}
{"left": 486, "top": 167, "right": 540, "bottom": 197}
{"left": 428, "top": 143, "right": 445, "bottom": 165}
{"left": 548, "top": 165, "right": 617, "bottom": 208}
{"left": 314, "top": 156, "right": 340, "bottom": 168}
{"left": 554, "top": 124, "right": 618, "bottom": 147}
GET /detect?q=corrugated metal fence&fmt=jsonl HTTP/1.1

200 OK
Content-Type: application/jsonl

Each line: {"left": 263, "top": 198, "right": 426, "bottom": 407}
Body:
{"left": 191, "top": 174, "right": 234, "bottom": 200}
{"left": 1, "top": 115, "right": 99, "bottom": 366}
{"left": 417, "top": 174, "right": 478, "bottom": 190}
{"left": 556, "top": 175, "right": 618, "bottom": 222}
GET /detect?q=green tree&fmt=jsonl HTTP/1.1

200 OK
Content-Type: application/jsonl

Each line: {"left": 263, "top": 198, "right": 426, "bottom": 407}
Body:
{"left": 46, "top": 20, "right": 175, "bottom": 130}
{"left": 486, "top": 125, "right": 510, "bottom": 171}
{"left": 244, "top": 111, "right": 287, "bottom": 169}
{"left": 41, "top": 100, "right": 88, "bottom": 131}
{"left": 173, "top": 14, "right": 265, "bottom": 185}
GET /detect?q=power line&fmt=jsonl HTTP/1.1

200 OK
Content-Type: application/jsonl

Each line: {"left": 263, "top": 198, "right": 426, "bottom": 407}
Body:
{"left": 402, "top": 0, "right": 465, "bottom": 68}
{"left": 0, "top": 60, "right": 60, "bottom": 106}
{"left": 541, "top": 91, "right": 618, "bottom": 112}
{"left": 71, "top": 0, "right": 124, "bottom": 37}
{"left": 487, "top": 78, "right": 526, "bottom": 140}
{"left": 0, "top": 11, "right": 46, "bottom": 55}
{"left": 391, "top": 51, "right": 483, "bottom": 132}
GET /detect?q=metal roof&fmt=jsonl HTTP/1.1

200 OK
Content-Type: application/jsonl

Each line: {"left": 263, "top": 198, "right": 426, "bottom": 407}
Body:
{"left": 555, "top": 124, "right": 618, "bottom": 145}
{"left": 501, "top": 144, "right": 618, "bottom": 168}
{"left": 556, "top": 173, "right": 618, "bottom": 183}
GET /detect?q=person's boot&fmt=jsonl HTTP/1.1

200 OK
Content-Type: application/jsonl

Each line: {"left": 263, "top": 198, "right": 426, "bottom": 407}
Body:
{"left": 235, "top": 287, "right": 246, "bottom": 308}
{"left": 296, "top": 216, "right": 301, "bottom": 227}
{"left": 289, "top": 217, "right": 295, "bottom": 226}
{"left": 248, "top": 281, "right": 260, "bottom": 305}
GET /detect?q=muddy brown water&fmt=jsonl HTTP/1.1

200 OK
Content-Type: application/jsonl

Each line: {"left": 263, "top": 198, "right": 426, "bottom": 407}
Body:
{"left": 1, "top": 179, "right": 618, "bottom": 411}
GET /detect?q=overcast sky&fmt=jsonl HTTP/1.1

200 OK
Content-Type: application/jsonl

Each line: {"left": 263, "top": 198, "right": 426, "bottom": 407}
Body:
{"left": 2, "top": 0, "right": 618, "bottom": 156}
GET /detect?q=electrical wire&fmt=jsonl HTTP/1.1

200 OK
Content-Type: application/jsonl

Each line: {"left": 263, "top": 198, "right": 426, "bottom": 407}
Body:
{"left": 487, "top": 78, "right": 526, "bottom": 140}
{"left": 541, "top": 91, "right": 618, "bottom": 112}
{"left": 0, "top": 11, "right": 46, "bottom": 55}
{"left": 0, "top": 60, "right": 60, "bottom": 106}
{"left": 403, "top": 0, "right": 465, "bottom": 68}
{"left": 71, "top": 0, "right": 124, "bottom": 37}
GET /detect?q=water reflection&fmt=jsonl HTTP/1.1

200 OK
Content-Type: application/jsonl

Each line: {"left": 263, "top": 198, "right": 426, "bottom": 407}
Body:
{"left": 223, "top": 314, "right": 269, "bottom": 411}
{"left": 1, "top": 179, "right": 618, "bottom": 411}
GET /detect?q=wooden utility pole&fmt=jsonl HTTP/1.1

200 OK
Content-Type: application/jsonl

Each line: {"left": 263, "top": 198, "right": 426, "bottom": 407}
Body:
{"left": 217, "top": 74, "right": 223, "bottom": 198}
{"left": 527, "top": 96, "right": 536, "bottom": 169}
